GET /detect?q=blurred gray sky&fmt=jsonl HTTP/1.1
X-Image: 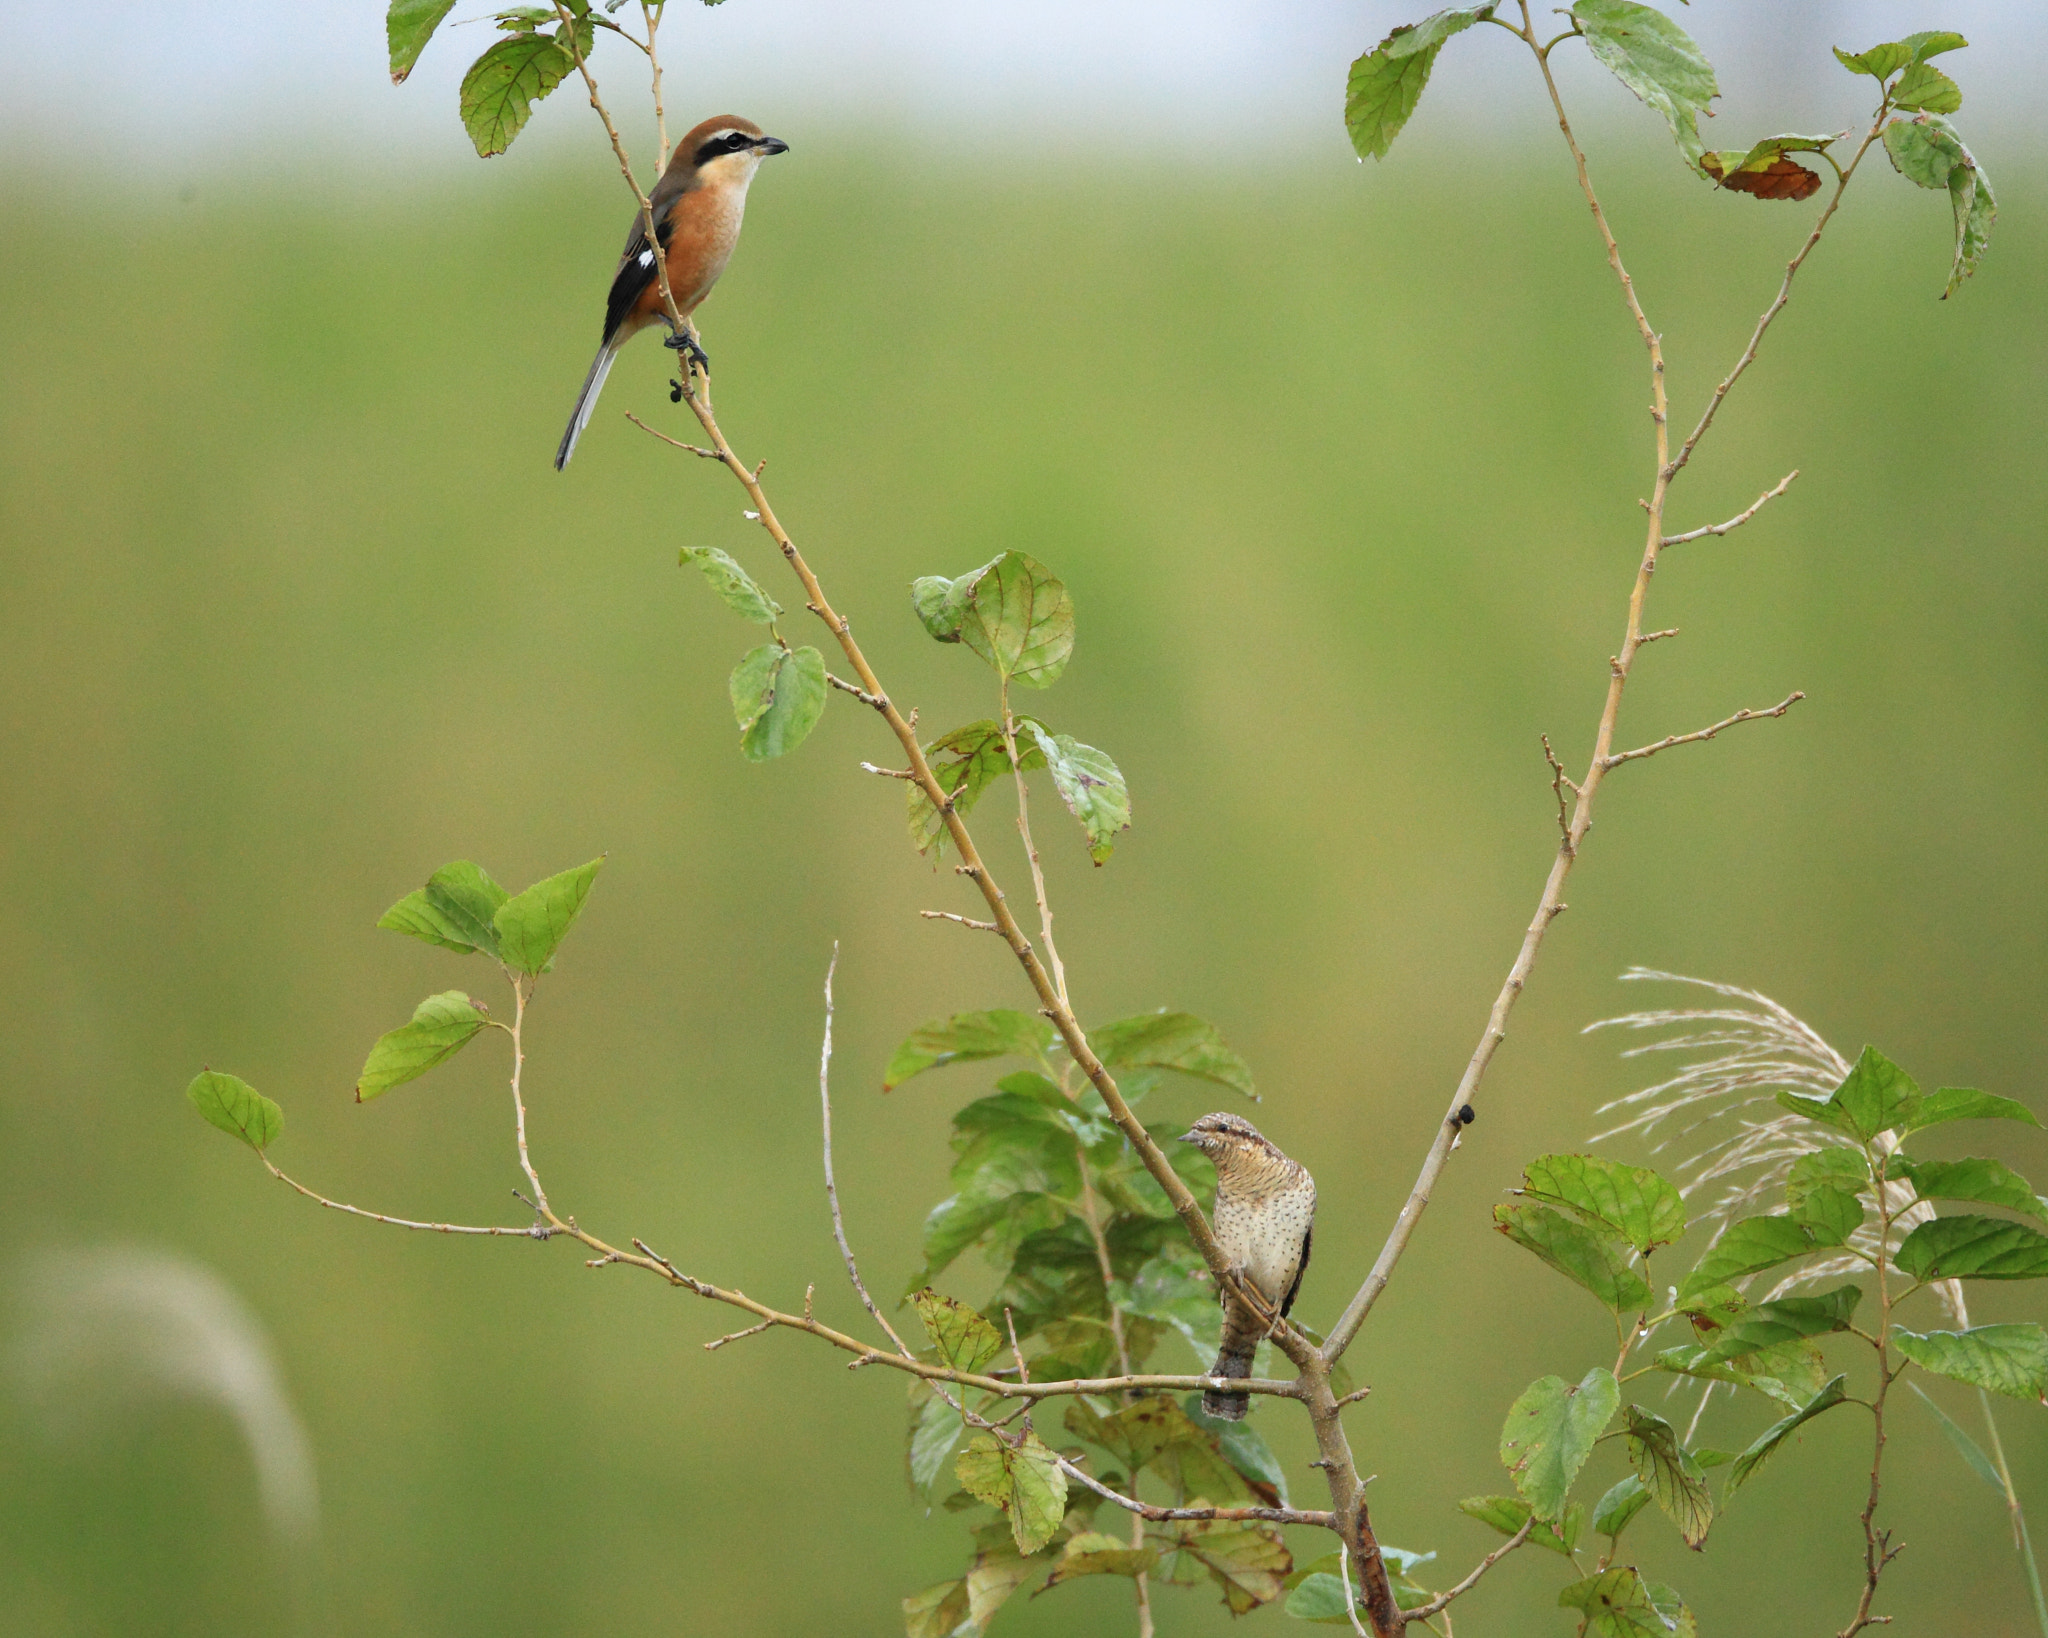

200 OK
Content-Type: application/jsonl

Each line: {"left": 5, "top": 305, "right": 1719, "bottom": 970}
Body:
{"left": 3, "top": 2, "right": 2041, "bottom": 178}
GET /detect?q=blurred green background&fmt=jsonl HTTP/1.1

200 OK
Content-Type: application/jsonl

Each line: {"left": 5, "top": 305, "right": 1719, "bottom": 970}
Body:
{"left": 2, "top": 90, "right": 2045, "bottom": 1637}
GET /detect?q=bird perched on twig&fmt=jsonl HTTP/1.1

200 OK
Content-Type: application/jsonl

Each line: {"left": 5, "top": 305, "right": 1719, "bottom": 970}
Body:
{"left": 1179, "top": 1112, "right": 1316, "bottom": 1420}
{"left": 554, "top": 114, "right": 789, "bottom": 470}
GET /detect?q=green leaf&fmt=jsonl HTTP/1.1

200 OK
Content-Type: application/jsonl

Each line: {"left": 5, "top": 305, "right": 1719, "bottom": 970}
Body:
{"left": 355, "top": 990, "right": 489, "bottom": 1101}
{"left": 1908, "top": 1380, "right": 2007, "bottom": 1491}
{"left": 901, "top": 1579, "right": 969, "bottom": 1638}
{"left": 912, "top": 1288, "right": 1004, "bottom": 1374}
{"left": 458, "top": 19, "right": 589, "bottom": 158}
{"left": 1343, "top": 6, "right": 1496, "bottom": 161}
{"left": 1091, "top": 1010, "right": 1254, "bottom": 1099}
{"left": 680, "top": 546, "right": 781, "bottom": 623}
{"left": 1185, "top": 1396, "right": 1290, "bottom": 1507}
{"left": 1726, "top": 1375, "right": 1850, "bottom": 1496}
{"left": 377, "top": 859, "right": 510, "bottom": 956}
{"left": 1901, "top": 1085, "right": 2040, "bottom": 1134}
{"left": 966, "top": 1529, "right": 1037, "bottom": 1627}
{"left": 1896, "top": 1156, "right": 2048, "bottom": 1224}
{"left": 492, "top": 856, "right": 603, "bottom": 975}
{"left": 1832, "top": 1044, "right": 1921, "bottom": 1140}
{"left": 186, "top": 1070, "right": 283, "bottom": 1151}
{"left": 1456, "top": 1494, "right": 1578, "bottom": 1555}
{"left": 1896, "top": 1215, "right": 2048, "bottom": 1281}
{"left": 1166, "top": 1519, "right": 1292, "bottom": 1614}
{"left": 944, "top": 552, "right": 1074, "bottom": 689}
{"left": 1882, "top": 114, "right": 1998, "bottom": 298}
{"left": 1894, "top": 1324, "right": 2048, "bottom": 1403}
{"left": 1700, "top": 1284, "right": 1862, "bottom": 1362}
{"left": 1792, "top": 1184, "right": 1865, "bottom": 1244}
{"left": 954, "top": 1431, "right": 1067, "bottom": 1556}
{"left": 1519, "top": 1153, "right": 1686, "bottom": 1255}
{"left": 1494, "top": 1200, "right": 1652, "bottom": 1313}
{"left": 911, "top": 570, "right": 978, "bottom": 643}
{"left": 1593, "top": 1475, "right": 1652, "bottom": 1540}
{"left": 729, "top": 643, "right": 827, "bottom": 761}
{"left": 1499, "top": 1368, "right": 1618, "bottom": 1521}
{"left": 906, "top": 719, "right": 1036, "bottom": 857}
{"left": 1572, "top": 0, "right": 1719, "bottom": 168}
{"left": 1040, "top": 1530, "right": 1158, "bottom": 1589}
{"left": 1284, "top": 1572, "right": 1362, "bottom": 1623}
{"left": 1787, "top": 1147, "right": 1869, "bottom": 1209}
{"left": 906, "top": 1382, "right": 965, "bottom": 1496}
{"left": 885, "top": 1009, "right": 1054, "bottom": 1091}
{"left": 387, "top": 0, "right": 457, "bottom": 82}
{"left": 1676, "top": 1214, "right": 1831, "bottom": 1304}
{"left": 1623, "top": 1406, "right": 1712, "bottom": 1547}
{"left": 1647, "top": 1582, "right": 1700, "bottom": 1638}
{"left": 1699, "top": 132, "right": 1840, "bottom": 202}
{"left": 1650, "top": 1338, "right": 1828, "bottom": 1410}
{"left": 1020, "top": 723, "right": 1129, "bottom": 865}
{"left": 1894, "top": 60, "right": 1963, "bottom": 114}
{"left": 1834, "top": 32, "right": 1967, "bottom": 83}
{"left": 1559, "top": 1567, "right": 1670, "bottom": 1638}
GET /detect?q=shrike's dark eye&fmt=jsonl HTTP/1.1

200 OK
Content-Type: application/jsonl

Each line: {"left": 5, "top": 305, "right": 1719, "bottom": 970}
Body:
{"left": 726, "top": 132, "right": 752, "bottom": 151}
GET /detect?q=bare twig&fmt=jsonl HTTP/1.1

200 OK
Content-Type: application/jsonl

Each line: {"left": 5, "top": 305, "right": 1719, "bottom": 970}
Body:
{"left": 1662, "top": 470, "right": 1799, "bottom": 545}
{"left": 817, "top": 944, "right": 916, "bottom": 1359}
{"left": 1339, "top": 1542, "right": 1374, "bottom": 1638}
{"left": 921, "top": 909, "right": 1000, "bottom": 934}
{"left": 623, "top": 412, "right": 718, "bottom": 458}
{"left": 1056, "top": 1455, "right": 1333, "bottom": 1528}
{"left": 827, "top": 672, "right": 885, "bottom": 708}
{"left": 1605, "top": 692, "right": 1803, "bottom": 768}
{"left": 999, "top": 683, "right": 1071, "bottom": 1013}
{"left": 1399, "top": 1518, "right": 1534, "bottom": 1625}
{"left": 262, "top": 1157, "right": 550, "bottom": 1237}
{"left": 507, "top": 978, "right": 549, "bottom": 1216}
{"left": 639, "top": 0, "right": 668, "bottom": 166}
{"left": 704, "top": 1317, "right": 775, "bottom": 1351}
{"left": 1542, "top": 735, "right": 1575, "bottom": 853}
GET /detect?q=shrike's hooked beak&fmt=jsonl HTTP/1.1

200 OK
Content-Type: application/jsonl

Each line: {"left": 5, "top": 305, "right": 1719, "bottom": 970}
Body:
{"left": 755, "top": 135, "right": 790, "bottom": 155}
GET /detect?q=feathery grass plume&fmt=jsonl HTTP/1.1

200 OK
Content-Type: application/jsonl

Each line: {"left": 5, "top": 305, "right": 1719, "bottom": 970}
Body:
{"left": 1585, "top": 968, "right": 1966, "bottom": 1323}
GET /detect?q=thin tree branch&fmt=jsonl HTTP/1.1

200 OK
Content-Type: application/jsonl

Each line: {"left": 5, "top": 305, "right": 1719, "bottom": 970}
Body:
{"left": 827, "top": 672, "right": 886, "bottom": 707}
{"left": 817, "top": 943, "right": 917, "bottom": 1360}
{"left": 639, "top": 0, "right": 668, "bottom": 167}
{"left": 1399, "top": 1518, "right": 1534, "bottom": 1625}
{"left": 1056, "top": 1455, "right": 1333, "bottom": 1528}
{"left": 623, "top": 412, "right": 719, "bottom": 457}
{"left": 261, "top": 1156, "right": 550, "bottom": 1237}
{"left": 1662, "top": 470, "right": 1799, "bottom": 545}
{"left": 999, "top": 683, "right": 1071, "bottom": 1012}
{"left": 1605, "top": 693, "right": 1803, "bottom": 768}
{"left": 921, "top": 909, "right": 1000, "bottom": 933}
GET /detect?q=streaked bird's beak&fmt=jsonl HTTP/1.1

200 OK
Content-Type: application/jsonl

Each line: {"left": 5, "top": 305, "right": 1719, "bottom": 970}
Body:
{"left": 1177, "top": 1128, "right": 1200, "bottom": 1145}
{"left": 757, "top": 136, "right": 790, "bottom": 155}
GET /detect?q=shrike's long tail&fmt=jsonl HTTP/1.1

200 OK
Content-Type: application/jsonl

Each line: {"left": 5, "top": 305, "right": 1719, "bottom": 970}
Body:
{"left": 554, "top": 339, "right": 620, "bottom": 471}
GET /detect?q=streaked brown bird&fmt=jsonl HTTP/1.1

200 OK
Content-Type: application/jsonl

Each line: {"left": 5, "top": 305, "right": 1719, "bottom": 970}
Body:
{"left": 555, "top": 114, "right": 789, "bottom": 470}
{"left": 1179, "top": 1112, "right": 1316, "bottom": 1421}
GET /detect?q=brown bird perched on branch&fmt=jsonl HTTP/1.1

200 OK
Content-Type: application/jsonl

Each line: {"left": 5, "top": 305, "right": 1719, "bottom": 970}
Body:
{"left": 554, "top": 114, "right": 789, "bottom": 470}
{"left": 1180, "top": 1112, "right": 1316, "bottom": 1421}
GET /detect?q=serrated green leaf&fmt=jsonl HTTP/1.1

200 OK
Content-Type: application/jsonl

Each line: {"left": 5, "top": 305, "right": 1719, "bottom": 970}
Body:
{"left": 1572, "top": 0, "right": 1718, "bottom": 167}
{"left": 1677, "top": 1214, "right": 1829, "bottom": 1304}
{"left": 388, "top": 0, "right": 458, "bottom": 82}
{"left": 1456, "top": 1494, "right": 1577, "bottom": 1554}
{"left": 947, "top": 552, "right": 1074, "bottom": 689}
{"left": 1895, "top": 1156, "right": 2048, "bottom": 1224}
{"left": 186, "top": 1070, "right": 283, "bottom": 1151}
{"left": 905, "top": 718, "right": 1046, "bottom": 857}
{"left": 1040, "top": 1530, "right": 1158, "bottom": 1590}
{"left": 1787, "top": 1148, "right": 1869, "bottom": 1210}
{"left": 885, "top": 1009, "right": 1054, "bottom": 1091}
{"left": 1650, "top": 1338, "right": 1828, "bottom": 1410}
{"left": 377, "top": 859, "right": 510, "bottom": 956}
{"left": 458, "top": 20, "right": 589, "bottom": 158}
{"left": 1343, "top": 6, "right": 1495, "bottom": 161}
{"left": 1559, "top": 1566, "right": 1669, "bottom": 1638}
{"left": 913, "top": 1288, "right": 1004, "bottom": 1374}
{"left": 1593, "top": 1474, "right": 1652, "bottom": 1540}
{"left": 1623, "top": 1406, "right": 1712, "bottom": 1547}
{"left": 355, "top": 990, "right": 489, "bottom": 1101}
{"left": 1186, "top": 1396, "right": 1290, "bottom": 1507}
{"left": 1647, "top": 1582, "right": 1700, "bottom": 1638}
{"left": 906, "top": 1382, "right": 965, "bottom": 1496}
{"left": 956, "top": 1432, "right": 1067, "bottom": 1556}
{"left": 1520, "top": 1153, "right": 1686, "bottom": 1254}
{"left": 1897, "top": 1214, "right": 2048, "bottom": 1280}
{"left": 901, "top": 1578, "right": 969, "bottom": 1638}
{"left": 1882, "top": 114, "right": 1998, "bottom": 298}
{"left": 1500, "top": 1368, "right": 1618, "bottom": 1520}
{"left": 1166, "top": 1519, "right": 1292, "bottom": 1614}
{"left": 1284, "top": 1571, "right": 1363, "bottom": 1623}
{"left": 1908, "top": 1380, "right": 2007, "bottom": 1490}
{"left": 492, "top": 856, "right": 603, "bottom": 975}
{"left": 1495, "top": 1200, "right": 1653, "bottom": 1313}
{"left": 1792, "top": 1184, "right": 1866, "bottom": 1243}
{"left": 1021, "top": 723, "right": 1129, "bottom": 865}
{"left": 1902, "top": 1085, "right": 2039, "bottom": 1134}
{"left": 1726, "top": 1374, "right": 1849, "bottom": 1495}
{"left": 1831, "top": 1044, "right": 1921, "bottom": 1140}
{"left": 911, "top": 571, "right": 974, "bottom": 642}
{"left": 1700, "top": 1284, "right": 1862, "bottom": 1362}
{"left": 1834, "top": 32, "right": 1967, "bottom": 82}
{"left": 1894, "top": 1323, "right": 2048, "bottom": 1402}
{"left": 1091, "top": 1010, "right": 1254, "bottom": 1099}
{"left": 1893, "top": 60, "right": 1962, "bottom": 114}
{"left": 729, "top": 643, "right": 827, "bottom": 761}
{"left": 680, "top": 546, "right": 781, "bottom": 623}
